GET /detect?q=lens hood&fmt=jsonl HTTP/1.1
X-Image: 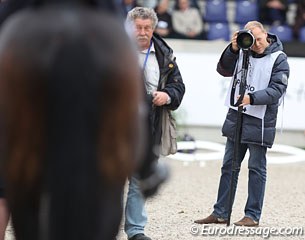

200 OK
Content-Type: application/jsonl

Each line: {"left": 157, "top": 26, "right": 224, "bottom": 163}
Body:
{"left": 237, "top": 30, "right": 255, "bottom": 50}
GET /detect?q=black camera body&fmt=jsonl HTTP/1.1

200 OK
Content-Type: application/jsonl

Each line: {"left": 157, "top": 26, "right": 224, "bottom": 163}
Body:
{"left": 237, "top": 30, "right": 255, "bottom": 50}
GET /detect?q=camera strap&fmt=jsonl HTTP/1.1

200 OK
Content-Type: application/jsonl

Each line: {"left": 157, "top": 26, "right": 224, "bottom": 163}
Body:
{"left": 230, "top": 50, "right": 250, "bottom": 107}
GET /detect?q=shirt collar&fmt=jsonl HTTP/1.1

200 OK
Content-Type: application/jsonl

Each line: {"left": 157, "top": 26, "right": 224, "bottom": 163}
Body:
{"left": 141, "top": 42, "right": 155, "bottom": 54}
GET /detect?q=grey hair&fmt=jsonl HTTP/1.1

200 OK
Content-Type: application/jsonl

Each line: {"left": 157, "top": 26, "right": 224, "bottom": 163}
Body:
{"left": 244, "top": 21, "right": 266, "bottom": 33}
{"left": 126, "top": 7, "right": 158, "bottom": 29}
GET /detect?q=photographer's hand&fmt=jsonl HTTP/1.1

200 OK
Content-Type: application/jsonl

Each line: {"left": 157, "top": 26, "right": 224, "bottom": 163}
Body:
{"left": 231, "top": 31, "right": 239, "bottom": 52}
{"left": 237, "top": 94, "right": 250, "bottom": 106}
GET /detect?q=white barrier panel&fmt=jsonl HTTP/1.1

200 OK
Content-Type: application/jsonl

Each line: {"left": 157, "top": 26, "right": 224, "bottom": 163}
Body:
{"left": 174, "top": 52, "right": 305, "bottom": 130}
{"left": 168, "top": 141, "right": 305, "bottom": 165}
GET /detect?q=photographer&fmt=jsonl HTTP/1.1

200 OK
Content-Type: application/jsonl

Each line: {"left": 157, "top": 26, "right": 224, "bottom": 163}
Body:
{"left": 194, "top": 21, "right": 289, "bottom": 227}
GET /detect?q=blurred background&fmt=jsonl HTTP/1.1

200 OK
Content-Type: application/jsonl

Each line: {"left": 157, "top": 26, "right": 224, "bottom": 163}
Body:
{"left": 128, "top": 0, "right": 305, "bottom": 148}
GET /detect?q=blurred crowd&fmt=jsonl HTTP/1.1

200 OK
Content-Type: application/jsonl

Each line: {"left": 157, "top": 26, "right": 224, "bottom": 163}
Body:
{"left": 120, "top": 0, "right": 305, "bottom": 42}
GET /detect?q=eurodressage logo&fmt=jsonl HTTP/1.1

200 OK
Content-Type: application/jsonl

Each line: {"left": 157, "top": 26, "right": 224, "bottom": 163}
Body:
{"left": 190, "top": 224, "right": 304, "bottom": 238}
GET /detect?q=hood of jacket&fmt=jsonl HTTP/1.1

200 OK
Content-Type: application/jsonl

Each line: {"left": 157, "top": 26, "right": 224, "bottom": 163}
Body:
{"left": 250, "top": 33, "right": 283, "bottom": 58}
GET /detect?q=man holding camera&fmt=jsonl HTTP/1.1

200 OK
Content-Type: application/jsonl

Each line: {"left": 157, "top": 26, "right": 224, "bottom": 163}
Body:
{"left": 194, "top": 21, "right": 289, "bottom": 227}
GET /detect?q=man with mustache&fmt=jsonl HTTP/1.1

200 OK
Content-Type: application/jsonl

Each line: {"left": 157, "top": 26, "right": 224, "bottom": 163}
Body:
{"left": 125, "top": 7, "right": 185, "bottom": 240}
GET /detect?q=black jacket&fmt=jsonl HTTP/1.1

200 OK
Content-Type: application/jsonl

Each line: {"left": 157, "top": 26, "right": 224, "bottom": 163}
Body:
{"left": 151, "top": 33, "right": 185, "bottom": 146}
{"left": 217, "top": 33, "right": 289, "bottom": 147}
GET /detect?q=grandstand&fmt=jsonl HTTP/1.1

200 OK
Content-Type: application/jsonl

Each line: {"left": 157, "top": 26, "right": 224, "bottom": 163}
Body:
{"left": 149, "top": 0, "right": 305, "bottom": 57}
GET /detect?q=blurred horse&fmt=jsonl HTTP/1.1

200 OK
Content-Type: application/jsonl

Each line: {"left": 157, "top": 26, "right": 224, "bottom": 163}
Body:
{"left": 0, "top": 3, "right": 144, "bottom": 240}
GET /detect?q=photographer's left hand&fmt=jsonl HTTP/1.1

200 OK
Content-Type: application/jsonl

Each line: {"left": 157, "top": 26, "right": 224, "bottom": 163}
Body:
{"left": 237, "top": 94, "right": 250, "bottom": 106}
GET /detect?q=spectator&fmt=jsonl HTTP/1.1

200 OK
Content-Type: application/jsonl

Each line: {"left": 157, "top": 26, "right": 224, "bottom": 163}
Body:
{"left": 259, "top": 0, "right": 289, "bottom": 25}
{"left": 141, "top": 0, "right": 158, "bottom": 8}
{"left": 125, "top": 6, "right": 185, "bottom": 240}
{"left": 293, "top": 0, "right": 305, "bottom": 40}
{"left": 171, "top": 0, "right": 204, "bottom": 39}
{"left": 154, "top": 0, "right": 173, "bottom": 38}
{"left": 120, "top": 0, "right": 139, "bottom": 17}
{"left": 173, "top": 0, "right": 200, "bottom": 10}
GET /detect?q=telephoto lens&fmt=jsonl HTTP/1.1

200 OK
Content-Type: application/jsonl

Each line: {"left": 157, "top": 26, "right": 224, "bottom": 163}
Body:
{"left": 237, "top": 30, "right": 255, "bottom": 50}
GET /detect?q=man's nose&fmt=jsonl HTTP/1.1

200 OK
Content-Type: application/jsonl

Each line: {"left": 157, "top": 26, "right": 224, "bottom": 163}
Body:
{"left": 139, "top": 28, "right": 146, "bottom": 35}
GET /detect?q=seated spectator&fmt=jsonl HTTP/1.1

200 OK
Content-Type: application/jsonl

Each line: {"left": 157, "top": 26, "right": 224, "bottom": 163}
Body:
{"left": 259, "top": 0, "right": 288, "bottom": 25}
{"left": 154, "top": 0, "right": 173, "bottom": 38}
{"left": 120, "top": 0, "right": 139, "bottom": 17}
{"left": 293, "top": 0, "right": 305, "bottom": 39}
{"left": 171, "top": 0, "right": 204, "bottom": 40}
{"left": 173, "top": 0, "right": 200, "bottom": 10}
{"left": 191, "top": 0, "right": 200, "bottom": 10}
{"left": 140, "top": 0, "right": 159, "bottom": 8}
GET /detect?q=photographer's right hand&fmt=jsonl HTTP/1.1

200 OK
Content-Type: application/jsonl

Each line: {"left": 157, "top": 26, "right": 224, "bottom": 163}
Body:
{"left": 231, "top": 31, "right": 239, "bottom": 52}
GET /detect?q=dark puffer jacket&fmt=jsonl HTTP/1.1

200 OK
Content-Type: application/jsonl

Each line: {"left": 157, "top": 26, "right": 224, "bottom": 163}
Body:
{"left": 217, "top": 33, "right": 289, "bottom": 147}
{"left": 151, "top": 33, "right": 185, "bottom": 145}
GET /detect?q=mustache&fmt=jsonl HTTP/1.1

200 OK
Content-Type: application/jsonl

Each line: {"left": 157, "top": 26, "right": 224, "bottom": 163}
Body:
{"left": 137, "top": 36, "right": 149, "bottom": 41}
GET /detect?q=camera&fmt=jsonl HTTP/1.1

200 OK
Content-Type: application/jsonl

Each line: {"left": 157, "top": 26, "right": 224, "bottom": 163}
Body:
{"left": 237, "top": 30, "right": 255, "bottom": 50}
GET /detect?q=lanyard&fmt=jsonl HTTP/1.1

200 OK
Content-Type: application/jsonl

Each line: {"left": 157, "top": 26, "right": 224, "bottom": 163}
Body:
{"left": 142, "top": 40, "right": 152, "bottom": 71}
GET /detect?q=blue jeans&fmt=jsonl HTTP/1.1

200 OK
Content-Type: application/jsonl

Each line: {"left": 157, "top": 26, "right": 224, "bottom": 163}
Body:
{"left": 212, "top": 139, "right": 267, "bottom": 222}
{"left": 124, "top": 176, "right": 147, "bottom": 239}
